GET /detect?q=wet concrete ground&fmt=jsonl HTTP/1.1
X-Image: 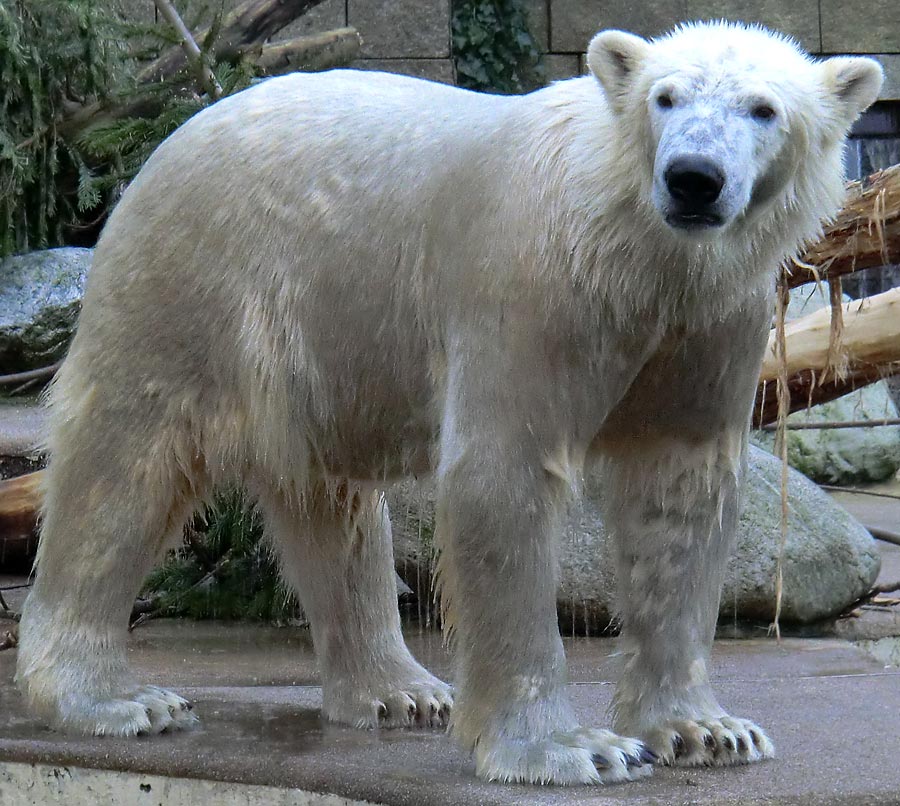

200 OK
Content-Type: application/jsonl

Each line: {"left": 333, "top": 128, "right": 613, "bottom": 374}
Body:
{"left": 1, "top": 619, "right": 900, "bottom": 805}
{"left": 1, "top": 434, "right": 898, "bottom": 803}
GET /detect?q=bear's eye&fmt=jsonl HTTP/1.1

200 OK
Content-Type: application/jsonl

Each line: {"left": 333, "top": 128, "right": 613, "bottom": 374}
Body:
{"left": 752, "top": 104, "right": 776, "bottom": 121}
{"left": 656, "top": 93, "right": 674, "bottom": 110}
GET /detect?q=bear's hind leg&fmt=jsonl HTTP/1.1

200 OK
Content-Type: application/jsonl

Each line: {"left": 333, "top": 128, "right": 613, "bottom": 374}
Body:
{"left": 16, "top": 398, "right": 202, "bottom": 736}
{"left": 260, "top": 482, "right": 453, "bottom": 728}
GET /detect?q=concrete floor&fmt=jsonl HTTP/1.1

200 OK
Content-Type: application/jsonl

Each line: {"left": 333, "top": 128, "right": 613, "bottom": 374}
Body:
{"left": 1, "top": 473, "right": 898, "bottom": 803}
{"left": 1, "top": 619, "right": 900, "bottom": 806}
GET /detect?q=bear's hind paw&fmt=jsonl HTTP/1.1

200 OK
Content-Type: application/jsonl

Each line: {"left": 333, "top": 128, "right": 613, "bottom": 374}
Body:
{"left": 643, "top": 716, "right": 774, "bottom": 767}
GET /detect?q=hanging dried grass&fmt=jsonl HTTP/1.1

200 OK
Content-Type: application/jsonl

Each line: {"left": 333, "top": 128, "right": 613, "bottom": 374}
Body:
{"left": 769, "top": 269, "right": 791, "bottom": 641}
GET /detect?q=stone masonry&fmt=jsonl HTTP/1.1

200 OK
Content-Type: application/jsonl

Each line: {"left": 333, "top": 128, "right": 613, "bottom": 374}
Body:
{"left": 123, "top": 0, "right": 900, "bottom": 97}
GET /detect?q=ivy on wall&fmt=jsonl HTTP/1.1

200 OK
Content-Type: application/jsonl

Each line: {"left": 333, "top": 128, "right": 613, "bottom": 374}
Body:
{"left": 451, "top": 0, "right": 544, "bottom": 94}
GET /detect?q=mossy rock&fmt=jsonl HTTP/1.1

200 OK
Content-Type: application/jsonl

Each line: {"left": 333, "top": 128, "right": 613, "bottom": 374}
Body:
{"left": 0, "top": 248, "right": 91, "bottom": 372}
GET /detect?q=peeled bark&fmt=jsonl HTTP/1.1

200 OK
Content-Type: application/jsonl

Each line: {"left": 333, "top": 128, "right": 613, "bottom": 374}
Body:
{"left": 788, "top": 164, "right": 900, "bottom": 288}
{"left": 247, "top": 28, "right": 362, "bottom": 76}
{"left": 753, "top": 288, "right": 900, "bottom": 426}
{"left": 0, "top": 471, "right": 42, "bottom": 561}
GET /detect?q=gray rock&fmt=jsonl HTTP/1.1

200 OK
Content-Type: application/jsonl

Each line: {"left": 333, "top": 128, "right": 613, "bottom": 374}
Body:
{"left": 0, "top": 248, "right": 91, "bottom": 372}
{"left": 753, "top": 384, "right": 900, "bottom": 484}
{"left": 721, "top": 446, "right": 880, "bottom": 623}
{"left": 389, "top": 445, "right": 881, "bottom": 628}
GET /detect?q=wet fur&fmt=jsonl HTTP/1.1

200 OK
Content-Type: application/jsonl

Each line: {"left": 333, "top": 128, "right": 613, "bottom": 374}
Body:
{"left": 17, "top": 23, "right": 880, "bottom": 784}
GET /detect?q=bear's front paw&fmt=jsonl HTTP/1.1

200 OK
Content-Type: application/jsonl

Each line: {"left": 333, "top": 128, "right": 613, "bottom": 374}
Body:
{"left": 643, "top": 716, "right": 774, "bottom": 767}
{"left": 323, "top": 673, "right": 454, "bottom": 729}
{"left": 476, "top": 727, "right": 656, "bottom": 785}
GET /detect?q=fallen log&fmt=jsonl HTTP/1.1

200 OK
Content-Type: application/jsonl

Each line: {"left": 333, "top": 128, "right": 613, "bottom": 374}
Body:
{"left": 245, "top": 28, "right": 363, "bottom": 76}
{"left": 753, "top": 288, "right": 900, "bottom": 426}
{"left": 138, "top": 0, "right": 330, "bottom": 84}
{"left": 788, "top": 164, "right": 900, "bottom": 288}
{"left": 0, "top": 471, "right": 42, "bottom": 564}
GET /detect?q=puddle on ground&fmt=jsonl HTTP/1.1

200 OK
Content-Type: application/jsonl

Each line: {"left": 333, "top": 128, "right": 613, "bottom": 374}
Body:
{"left": 857, "top": 637, "right": 900, "bottom": 667}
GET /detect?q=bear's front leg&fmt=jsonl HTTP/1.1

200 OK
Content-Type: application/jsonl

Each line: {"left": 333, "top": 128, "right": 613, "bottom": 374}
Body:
{"left": 603, "top": 433, "right": 775, "bottom": 767}
{"left": 436, "top": 427, "right": 654, "bottom": 785}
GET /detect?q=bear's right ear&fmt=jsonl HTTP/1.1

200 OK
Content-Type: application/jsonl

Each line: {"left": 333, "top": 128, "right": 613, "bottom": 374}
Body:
{"left": 587, "top": 30, "right": 651, "bottom": 113}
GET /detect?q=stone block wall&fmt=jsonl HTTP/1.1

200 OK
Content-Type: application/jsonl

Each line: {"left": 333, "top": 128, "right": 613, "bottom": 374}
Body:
{"left": 122, "top": 0, "right": 900, "bottom": 98}
{"left": 532, "top": 0, "right": 900, "bottom": 98}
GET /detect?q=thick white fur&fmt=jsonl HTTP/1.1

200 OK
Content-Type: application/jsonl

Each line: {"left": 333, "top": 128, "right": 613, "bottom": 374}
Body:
{"left": 16, "top": 22, "right": 879, "bottom": 785}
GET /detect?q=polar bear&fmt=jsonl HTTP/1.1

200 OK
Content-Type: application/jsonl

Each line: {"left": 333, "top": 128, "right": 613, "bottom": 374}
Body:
{"left": 17, "top": 22, "right": 880, "bottom": 785}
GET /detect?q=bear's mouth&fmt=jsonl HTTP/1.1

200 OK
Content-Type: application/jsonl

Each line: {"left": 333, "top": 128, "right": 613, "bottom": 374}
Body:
{"left": 665, "top": 211, "right": 724, "bottom": 230}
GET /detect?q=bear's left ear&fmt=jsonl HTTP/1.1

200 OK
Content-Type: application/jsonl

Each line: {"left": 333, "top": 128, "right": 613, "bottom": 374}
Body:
{"left": 587, "top": 30, "right": 651, "bottom": 113}
{"left": 821, "top": 56, "right": 884, "bottom": 126}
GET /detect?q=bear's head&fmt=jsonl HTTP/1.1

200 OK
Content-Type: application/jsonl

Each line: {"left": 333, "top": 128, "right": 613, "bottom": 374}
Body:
{"left": 586, "top": 22, "right": 883, "bottom": 243}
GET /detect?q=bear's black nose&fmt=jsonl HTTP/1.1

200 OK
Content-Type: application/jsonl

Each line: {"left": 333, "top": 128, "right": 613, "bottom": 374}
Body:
{"left": 665, "top": 156, "right": 725, "bottom": 206}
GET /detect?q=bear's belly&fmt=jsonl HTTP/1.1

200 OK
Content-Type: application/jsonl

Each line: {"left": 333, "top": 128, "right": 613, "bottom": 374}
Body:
{"left": 310, "top": 406, "right": 438, "bottom": 480}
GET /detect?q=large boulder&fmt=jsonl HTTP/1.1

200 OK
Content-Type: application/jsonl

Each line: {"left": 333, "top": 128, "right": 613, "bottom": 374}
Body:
{"left": 721, "top": 446, "right": 880, "bottom": 623}
{"left": 753, "top": 383, "right": 900, "bottom": 485}
{"left": 0, "top": 248, "right": 91, "bottom": 372}
{"left": 751, "top": 283, "right": 900, "bottom": 484}
{"left": 390, "top": 445, "right": 881, "bottom": 629}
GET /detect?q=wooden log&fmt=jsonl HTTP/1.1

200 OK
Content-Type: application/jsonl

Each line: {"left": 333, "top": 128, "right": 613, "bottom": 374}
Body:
{"left": 0, "top": 471, "right": 42, "bottom": 562}
{"left": 788, "top": 164, "right": 900, "bottom": 288}
{"left": 246, "top": 28, "right": 362, "bottom": 76}
{"left": 753, "top": 288, "right": 900, "bottom": 426}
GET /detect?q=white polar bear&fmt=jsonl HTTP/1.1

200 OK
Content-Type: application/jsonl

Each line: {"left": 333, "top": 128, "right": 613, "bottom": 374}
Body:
{"left": 17, "top": 22, "right": 881, "bottom": 786}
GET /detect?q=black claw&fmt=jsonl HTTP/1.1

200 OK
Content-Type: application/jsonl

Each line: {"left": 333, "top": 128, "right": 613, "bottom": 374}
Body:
{"left": 591, "top": 753, "right": 611, "bottom": 770}
{"left": 624, "top": 753, "right": 644, "bottom": 768}
{"left": 737, "top": 736, "right": 748, "bottom": 753}
{"left": 703, "top": 734, "right": 716, "bottom": 750}
{"left": 185, "top": 702, "right": 193, "bottom": 711}
{"left": 640, "top": 746, "right": 659, "bottom": 764}
{"left": 673, "top": 734, "right": 686, "bottom": 756}
{"left": 377, "top": 703, "right": 388, "bottom": 718}
{"left": 723, "top": 736, "right": 734, "bottom": 751}
{"left": 749, "top": 729, "right": 761, "bottom": 746}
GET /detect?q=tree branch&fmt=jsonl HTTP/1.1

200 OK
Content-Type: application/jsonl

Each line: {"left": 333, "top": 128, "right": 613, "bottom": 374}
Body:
{"left": 152, "top": 0, "right": 223, "bottom": 99}
{"left": 139, "top": 0, "right": 330, "bottom": 84}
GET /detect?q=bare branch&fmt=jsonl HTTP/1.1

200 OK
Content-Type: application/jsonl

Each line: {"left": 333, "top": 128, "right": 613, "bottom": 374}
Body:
{"left": 153, "top": 0, "right": 223, "bottom": 99}
{"left": 0, "top": 361, "right": 61, "bottom": 386}
{"left": 139, "top": 0, "right": 330, "bottom": 84}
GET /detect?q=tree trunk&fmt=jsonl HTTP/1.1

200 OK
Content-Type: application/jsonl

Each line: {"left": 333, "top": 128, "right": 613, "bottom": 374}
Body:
{"left": 0, "top": 471, "right": 42, "bottom": 559}
{"left": 753, "top": 288, "right": 900, "bottom": 426}
{"left": 788, "top": 164, "right": 900, "bottom": 288}
{"left": 248, "top": 28, "right": 362, "bottom": 76}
